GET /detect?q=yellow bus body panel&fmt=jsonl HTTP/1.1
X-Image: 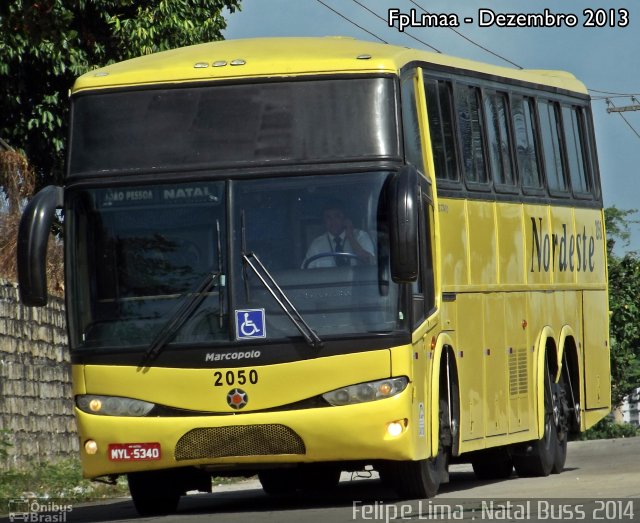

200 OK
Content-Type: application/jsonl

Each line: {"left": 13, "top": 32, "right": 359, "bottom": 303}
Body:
{"left": 82, "top": 349, "right": 390, "bottom": 412}
{"left": 437, "top": 195, "right": 610, "bottom": 451}
{"left": 76, "top": 347, "right": 436, "bottom": 477}
{"left": 71, "top": 37, "right": 589, "bottom": 95}
{"left": 76, "top": 388, "right": 415, "bottom": 478}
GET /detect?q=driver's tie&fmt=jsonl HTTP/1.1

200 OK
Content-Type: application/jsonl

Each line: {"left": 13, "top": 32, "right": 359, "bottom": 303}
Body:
{"left": 333, "top": 236, "right": 349, "bottom": 266}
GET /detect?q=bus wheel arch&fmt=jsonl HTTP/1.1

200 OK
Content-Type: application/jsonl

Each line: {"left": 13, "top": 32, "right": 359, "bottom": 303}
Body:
{"left": 436, "top": 343, "right": 460, "bottom": 459}
{"left": 533, "top": 328, "right": 557, "bottom": 438}
{"left": 429, "top": 336, "right": 460, "bottom": 459}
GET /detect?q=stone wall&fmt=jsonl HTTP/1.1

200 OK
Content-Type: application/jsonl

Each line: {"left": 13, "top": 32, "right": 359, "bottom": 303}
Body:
{"left": 0, "top": 279, "right": 77, "bottom": 470}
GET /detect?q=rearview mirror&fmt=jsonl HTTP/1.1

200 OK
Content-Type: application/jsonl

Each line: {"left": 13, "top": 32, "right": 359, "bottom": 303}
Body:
{"left": 17, "top": 185, "right": 64, "bottom": 306}
{"left": 388, "top": 166, "right": 419, "bottom": 283}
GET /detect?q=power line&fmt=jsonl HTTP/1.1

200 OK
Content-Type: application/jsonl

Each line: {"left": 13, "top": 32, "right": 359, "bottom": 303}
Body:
{"left": 591, "top": 94, "right": 640, "bottom": 101}
{"left": 315, "top": 0, "right": 637, "bottom": 128}
{"left": 315, "top": 0, "right": 387, "bottom": 43}
{"left": 318, "top": 0, "right": 522, "bottom": 68}
{"left": 590, "top": 88, "right": 640, "bottom": 97}
{"left": 407, "top": 0, "right": 523, "bottom": 69}
{"left": 349, "top": 0, "right": 441, "bottom": 53}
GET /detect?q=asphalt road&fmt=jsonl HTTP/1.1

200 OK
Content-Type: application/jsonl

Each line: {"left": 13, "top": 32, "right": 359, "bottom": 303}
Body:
{"left": 5, "top": 438, "right": 640, "bottom": 523}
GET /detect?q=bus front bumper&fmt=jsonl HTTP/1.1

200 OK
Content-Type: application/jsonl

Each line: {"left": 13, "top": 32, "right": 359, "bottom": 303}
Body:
{"left": 76, "top": 388, "right": 423, "bottom": 478}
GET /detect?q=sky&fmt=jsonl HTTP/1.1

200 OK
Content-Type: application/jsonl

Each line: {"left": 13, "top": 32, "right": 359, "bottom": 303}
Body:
{"left": 222, "top": 0, "right": 640, "bottom": 252}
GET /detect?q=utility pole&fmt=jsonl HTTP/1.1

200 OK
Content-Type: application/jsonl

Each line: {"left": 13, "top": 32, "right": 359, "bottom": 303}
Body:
{"left": 606, "top": 97, "right": 640, "bottom": 113}
{"left": 605, "top": 97, "right": 640, "bottom": 140}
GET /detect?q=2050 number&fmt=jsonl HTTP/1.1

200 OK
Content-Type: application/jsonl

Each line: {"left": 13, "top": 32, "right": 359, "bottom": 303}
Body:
{"left": 214, "top": 369, "right": 258, "bottom": 387}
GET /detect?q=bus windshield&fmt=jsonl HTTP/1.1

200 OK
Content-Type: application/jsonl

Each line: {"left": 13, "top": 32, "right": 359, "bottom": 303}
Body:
{"left": 66, "top": 172, "right": 403, "bottom": 351}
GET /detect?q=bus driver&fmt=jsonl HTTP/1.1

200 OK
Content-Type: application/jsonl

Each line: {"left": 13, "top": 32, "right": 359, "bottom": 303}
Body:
{"left": 303, "top": 201, "right": 375, "bottom": 268}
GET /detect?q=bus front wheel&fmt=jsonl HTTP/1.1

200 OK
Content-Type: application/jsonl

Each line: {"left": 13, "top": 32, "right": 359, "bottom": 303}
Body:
{"left": 471, "top": 447, "right": 513, "bottom": 480}
{"left": 380, "top": 455, "right": 444, "bottom": 499}
{"left": 380, "top": 399, "right": 451, "bottom": 499}
{"left": 127, "top": 470, "right": 182, "bottom": 516}
{"left": 258, "top": 465, "right": 340, "bottom": 495}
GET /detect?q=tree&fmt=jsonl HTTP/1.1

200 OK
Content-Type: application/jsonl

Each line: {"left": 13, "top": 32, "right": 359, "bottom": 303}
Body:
{"left": 604, "top": 207, "right": 640, "bottom": 407}
{"left": 605, "top": 205, "right": 638, "bottom": 255}
{"left": 0, "top": 0, "right": 241, "bottom": 188}
{"left": 0, "top": 146, "right": 63, "bottom": 292}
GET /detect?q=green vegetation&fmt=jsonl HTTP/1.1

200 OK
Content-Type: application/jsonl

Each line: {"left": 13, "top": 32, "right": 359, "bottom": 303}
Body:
{"left": 1, "top": 1, "right": 242, "bottom": 286}
{"left": 0, "top": 429, "right": 12, "bottom": 461}
{"left": 0, "top": 458, "right": 129, "bottom": 515}
{"left": 0, "top": 0, "right": 241, "bottom": 188}
{"left": 0, "top": 455, "right": 242, "bottom": 515}
{"left": 604, "top": 207, "right": 640, "bottom": 407}
{"left": 581, "top": 417, "right": 640, "bottom": 440}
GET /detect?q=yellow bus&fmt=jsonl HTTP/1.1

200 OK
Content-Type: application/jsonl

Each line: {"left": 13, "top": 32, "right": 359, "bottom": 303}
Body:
{"left": 18, "top": 37, "right": 610, "bottom": 515}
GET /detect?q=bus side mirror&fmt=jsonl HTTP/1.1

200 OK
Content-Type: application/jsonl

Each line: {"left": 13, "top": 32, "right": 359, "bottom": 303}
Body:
{"left": 389, "top": 166, "right": 419, "bottom": 283}
{"left": 17, "top": 185, "right": 64, "bottom": 306}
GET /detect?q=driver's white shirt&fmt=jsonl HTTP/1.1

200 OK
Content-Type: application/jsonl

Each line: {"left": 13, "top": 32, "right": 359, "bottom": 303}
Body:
{"left": 303, "top": 230, "right": 374, "bottom": 268}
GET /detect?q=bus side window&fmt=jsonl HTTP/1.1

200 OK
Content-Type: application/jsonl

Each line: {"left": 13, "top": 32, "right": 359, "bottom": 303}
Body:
{"left": 425, "top": 78, "right": 458, "bottom": 182}
{"left": 512, "top": 95, "right": 542, "bottom": 190}
{"left": 538, "top": 100, "right": 568, "bottom": 194}
{"left": 454, "top": 84, "right": 488, "bottom": 185}
{"left": 484, "top": 91, "right": 515, "bottom": 188}
{"left": 561, "top": 105, "right": 591, "bottom": 197}
{"left": 583, "top": 109, "right": 601, "bottom": 201}
{"left": 401, "top": 73, "right": 425, "bottom": 173}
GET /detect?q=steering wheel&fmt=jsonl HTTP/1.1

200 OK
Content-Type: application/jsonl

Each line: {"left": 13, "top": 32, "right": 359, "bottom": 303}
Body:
{"left": 303, "top": 252, "right": 360, "bottom": 269}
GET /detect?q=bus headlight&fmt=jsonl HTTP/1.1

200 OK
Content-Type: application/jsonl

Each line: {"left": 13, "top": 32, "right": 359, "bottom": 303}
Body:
{"left": 322, "top": 377, "right": 408, "bottom": 406}
{"left": 76, "top": 395, "right": 155, "bottom": 416}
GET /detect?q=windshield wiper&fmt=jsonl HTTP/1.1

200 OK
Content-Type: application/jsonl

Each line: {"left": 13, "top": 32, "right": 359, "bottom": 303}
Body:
{"left": 139, "top": 270, "right": 222, "bottom": 367}
{"left": 242, "top": 251, "right": 323, "bottom": 349}
{"left": 140, "top": 219, "right": 224, "bottom": 368}
{"left": 215, "top": 219, "right": 224, "bottom": 329}
{"left": 239, "top": 211, "right": 322, "bottom": 349}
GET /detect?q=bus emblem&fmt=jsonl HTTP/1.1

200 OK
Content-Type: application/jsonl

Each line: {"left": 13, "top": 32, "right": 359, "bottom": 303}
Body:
{"left": 227, "top": 388, "right": 248, "bottom": 409}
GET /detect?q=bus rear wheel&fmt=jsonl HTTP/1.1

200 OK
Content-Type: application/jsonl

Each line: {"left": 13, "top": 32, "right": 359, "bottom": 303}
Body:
{"left": 512, "top": 359, "right": 564, "bottom": 477}
{"left": 552, "top": 372, "right": 570, "bottom": 473}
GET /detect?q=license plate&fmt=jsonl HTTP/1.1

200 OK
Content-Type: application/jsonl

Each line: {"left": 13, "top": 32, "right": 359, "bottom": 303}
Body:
{"left": 108, "top": 442, "right": 161, "bottom": 461}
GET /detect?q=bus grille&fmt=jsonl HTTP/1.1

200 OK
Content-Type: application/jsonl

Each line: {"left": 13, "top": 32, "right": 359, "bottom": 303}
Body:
{"left": 509, "top": 347, "right": 528, "bottom": 396}
{"left": 174, "top": 424, "right": 306, "bottom": 461}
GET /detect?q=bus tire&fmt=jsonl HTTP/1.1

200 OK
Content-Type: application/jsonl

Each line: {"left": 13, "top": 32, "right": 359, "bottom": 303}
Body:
{"left": 258, "top": 469, "right": 299, "bottom": 495}
{"left": 127, "top": 470, "right": 181, "bottom": 516}
{"left": 300, "top": 464, "right": 341, "bottom": 491}
{"left": 380, "top": 399, "right": 450, "bottom": 499}
{"left": 552, "top": 372, "right": 570, "bottom": 473}
{"left": 512, "top": 359, "right": 558, "bottom": 478}
{"left": 381, "top": 457, "right": 441, "bottom": 499}
{"left": 471, "top": 448, "right": 513, "bottom": 480}
{"left": 259, "top": 465, "right": 340, "bottom": 495}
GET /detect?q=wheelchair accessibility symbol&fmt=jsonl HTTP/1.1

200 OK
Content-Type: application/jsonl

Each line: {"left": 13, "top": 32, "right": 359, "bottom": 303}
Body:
{"left": 235, "top": 309, "right": 266, "bottom": 340}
